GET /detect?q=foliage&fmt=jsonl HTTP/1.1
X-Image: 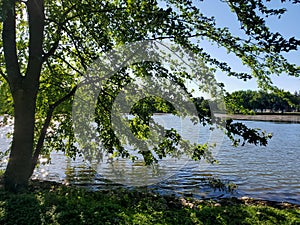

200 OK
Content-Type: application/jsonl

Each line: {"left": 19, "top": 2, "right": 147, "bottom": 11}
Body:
{"left": 0, "top": 183, "right": 299, "bottom": 225}
{"left": 225, "top": 89, "right": 300, "bottom": 114}
{"left": 0, "top": 79, "right": 13, "bottom": 116}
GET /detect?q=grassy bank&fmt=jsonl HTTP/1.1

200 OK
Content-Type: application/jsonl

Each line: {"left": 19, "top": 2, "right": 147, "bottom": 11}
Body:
{"left": 0, "top": 181, "right": 299, "bottom": 225}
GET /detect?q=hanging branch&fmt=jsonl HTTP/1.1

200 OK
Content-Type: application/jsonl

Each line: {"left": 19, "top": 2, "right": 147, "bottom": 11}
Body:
{"left": 31, "top": 85, "right": 77, "bottom": 172}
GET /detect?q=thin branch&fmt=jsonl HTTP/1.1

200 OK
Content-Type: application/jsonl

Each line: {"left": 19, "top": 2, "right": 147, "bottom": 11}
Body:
{"left": 54, "top": 54, "right": 84, "bottom": 76}
{"left": 42, "top": 38, "right": 60, "bottom": 62}
{"left": 45, "top": 7, "right": 126, "bottom": 28}
{"left": 42, "top": 4, "right": 78, "bottom": 61}
{"left": 61, "top": 4, "right": 77, "bottom": 19}
{"left": 41, "top": 60, "right": 73, "bottom": 91}
{"left": 31, "top": 85, "right": 77, "bottom": 172}
{"left": 0, "top": 68, "right": 9, "bottom": 83}
{"left": 145, "top": 33, "right": 199, "bottom": 41}
{"left": 61, "top": 21, "right": 88, "bottom": 70}
{"left": 61, "top": 7, "right": 127, "bottom": 23}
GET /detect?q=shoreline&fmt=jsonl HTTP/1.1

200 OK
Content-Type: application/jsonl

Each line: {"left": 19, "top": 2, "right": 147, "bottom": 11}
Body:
{"left": 27, "top": 180, "right": 300, "bottom": 208}
{"left": 216, "top": 113, "right": 300, "bottom": 123}
{"left": 2, "top": 179, "right": 299, "bottom": 208}
{"left": 1, "top": 180, "right": 300, "bottom": 224}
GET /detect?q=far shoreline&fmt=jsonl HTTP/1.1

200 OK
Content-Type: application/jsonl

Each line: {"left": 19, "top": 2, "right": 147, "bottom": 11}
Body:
{"left": 216, "top": 113, "right": 300, "bottom": 123}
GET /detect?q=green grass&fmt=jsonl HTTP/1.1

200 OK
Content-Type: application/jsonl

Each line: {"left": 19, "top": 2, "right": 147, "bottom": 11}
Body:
{"left": 0, "top": 181, "right": 299, "bottom": 225}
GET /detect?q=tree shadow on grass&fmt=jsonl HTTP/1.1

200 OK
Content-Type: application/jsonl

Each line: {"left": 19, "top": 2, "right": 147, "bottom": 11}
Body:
{"left": 0, "top": 182, "right": 299, "bottom": 225}
{"left": 0, "top": 190, "right": 41, "bottom": 225}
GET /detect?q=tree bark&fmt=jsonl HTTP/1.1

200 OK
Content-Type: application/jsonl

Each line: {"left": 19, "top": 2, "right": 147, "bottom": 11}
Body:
{"left": 4, "top": 89, "right": 37, "bottom": 191}
{"left": 2, "top": 0, "right": 44, "bottom": 191}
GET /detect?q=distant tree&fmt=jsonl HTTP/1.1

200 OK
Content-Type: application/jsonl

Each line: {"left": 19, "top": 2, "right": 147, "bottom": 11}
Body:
{"left": 225, "top": 90, "right": 256, "bottom": 114}
{"left": 226, "top": 89, "right": 297, "bottom": 113}
{"left": 292, "top": 91, "right": 300, "bottom": 111}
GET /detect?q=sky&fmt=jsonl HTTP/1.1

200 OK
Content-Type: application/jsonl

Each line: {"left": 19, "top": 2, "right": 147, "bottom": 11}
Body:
{"left": 192, "top": 0, "right": 300, "bottom": 93}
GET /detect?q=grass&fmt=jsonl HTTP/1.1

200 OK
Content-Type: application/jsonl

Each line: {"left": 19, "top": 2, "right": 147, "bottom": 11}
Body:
{"left": 0, "top": 181, "right": 299, "bottom": 225}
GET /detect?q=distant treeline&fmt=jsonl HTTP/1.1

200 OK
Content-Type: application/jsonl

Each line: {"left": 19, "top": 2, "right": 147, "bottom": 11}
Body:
{"left": 225, "top": 90, "right": 300, "bottom": 114}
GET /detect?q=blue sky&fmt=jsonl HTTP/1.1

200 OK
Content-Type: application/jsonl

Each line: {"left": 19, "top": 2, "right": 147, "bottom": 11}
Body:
{"left": 193, "top": 0, "right": 300, "bottom": 93}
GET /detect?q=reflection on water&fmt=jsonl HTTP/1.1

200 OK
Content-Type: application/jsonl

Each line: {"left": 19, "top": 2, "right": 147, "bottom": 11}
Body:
{"left": 85, "top": 114, "right": 224, "bottom": 187}
{"left": 0, "top": 116, "right": 300, "bottom": 205}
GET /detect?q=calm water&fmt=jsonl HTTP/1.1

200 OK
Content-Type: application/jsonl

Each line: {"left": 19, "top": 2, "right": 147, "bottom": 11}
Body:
{"left": 0, "top": 115, "right": 300, "bottom": 204}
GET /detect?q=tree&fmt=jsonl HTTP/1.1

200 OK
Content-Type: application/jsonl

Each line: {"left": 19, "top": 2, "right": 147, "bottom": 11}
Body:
{"left": 226, "top": 89, "right": 297, "bottom": 113}
{"left": 0, "top": 0, "right": 299, "bottom": 191}
{"left": 225, "top": 90, "right": 257, "bottom": 114}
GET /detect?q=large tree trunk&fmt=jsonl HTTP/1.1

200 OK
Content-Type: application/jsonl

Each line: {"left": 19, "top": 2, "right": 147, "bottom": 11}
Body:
{"left": 4, "top": 89, "right": 37, "bottom": 191}
{"left": 2, "top": 0, "right": 44, "bottom": 191}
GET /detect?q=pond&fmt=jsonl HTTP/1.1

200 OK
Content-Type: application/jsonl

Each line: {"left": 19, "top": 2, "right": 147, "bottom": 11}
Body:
{"left": 1, "top": 115, "right": 300, "bottom": 205}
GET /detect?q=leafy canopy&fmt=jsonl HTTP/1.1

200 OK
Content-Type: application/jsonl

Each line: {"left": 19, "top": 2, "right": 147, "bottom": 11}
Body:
{"left": 0, "top": 0, "right": 299, "bottom": 165}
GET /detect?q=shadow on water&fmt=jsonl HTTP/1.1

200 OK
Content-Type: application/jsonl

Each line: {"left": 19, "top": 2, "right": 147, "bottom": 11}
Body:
{"left": 47, "top": 155, "right": 238, "bottom": 201}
